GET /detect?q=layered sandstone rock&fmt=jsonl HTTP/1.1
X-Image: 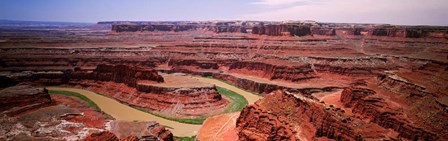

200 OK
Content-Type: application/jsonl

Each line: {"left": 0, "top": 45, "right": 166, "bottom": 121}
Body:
{"left": 340, "top": 87, "right": 375, "bottom": 107}
{"left": 112, "top": 24, "right": 199, "bottom": 32}
{"left": 78, "top": 81, "right": 227, "bottom": 117}
{"left": 311, "top": 26, "right": 336, "bottom": 36}
{"left": 68, "top": 72, "right": 228, "bottom": 117}
{"left": 340, "top": 86, "right": 443, "bottom": 140}
{"left": 91, "top": 64, "right": 164, "bottom": 87}
{"left": 91, "top": 121, "right": 174, "bottom": 141}
{"left": 229, "top": 61, "right": 316, "bottom": 82}
{"left": 236, "top": 90, "right": 393, "bottom": 141}
{"left": 146, "top": 121, "right": 174, "bottom": 141}
{"left": 13, "top": 64, "right": 228, "bottom": 117}
{"left": 211, "top": 73, "right": 339, "bottom": 95}
{"left": 168, "top": 59, "right": 219, "bottom": 70}
{"left": 85, "top": 131, "right": 119, "bottom": 141}
{"left": 252, "top": 24, "right": 311, "bottom": 36}
{"left": 0, "top": 84, "right": 52, "bottom": 116}
{"left": 369, "top": 26, "right": 448, "bottom": 38}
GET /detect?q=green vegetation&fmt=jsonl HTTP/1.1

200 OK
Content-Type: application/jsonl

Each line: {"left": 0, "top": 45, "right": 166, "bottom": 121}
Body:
{"left": 174, "top": 135, "right": 196, "bottom": 141}
{"left": 93, "top": 91, "right": 207, "bottom": 124}
{"left": 52, "top": 85, "right": 249, "bottom": 125}
{"left": 127, "top": 86, "right": 248, "bottom": 125}
{"left": 216, "top": 86, "right": 248, "bottom": 112}
{"left": 163, "top": 125, "right": 174, "bottom": 129}
{"left": 48, "top": 90, "right": 101, "bottom": 111}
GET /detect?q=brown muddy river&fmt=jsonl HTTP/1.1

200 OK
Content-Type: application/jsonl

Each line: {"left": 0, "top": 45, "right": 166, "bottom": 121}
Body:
{"left": 47, "top": 77, "right": 262, "bottom": 137}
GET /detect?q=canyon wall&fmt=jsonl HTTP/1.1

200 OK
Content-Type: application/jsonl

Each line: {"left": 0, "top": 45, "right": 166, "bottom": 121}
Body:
{"left": 168, "top": 59, "right": 219, "bottom": 70}
{"left": 229, "top": 61, "right": 316, "bottom": 82}
{"left": 109, "top": 21, "right": 448, "bottom": 39}
{"left": 112, "top": 24, "right": 199, "bottom": 32}
{"left": 340, "top": 86, "right": 444, "bottom": 140}
{"left": 85, "top": 121, "right": 174, "bottom": 141}
{"left": 370, "top": 26, "right": 448, "bottom": 38}
{"left": 12, "top": 64, "right": 228, "bottom": 117}
{"left": 0, "top": 84, "right": 52, "bottom": 116}
{"left": 236, "top": 90, "right": 392, "bottom": 140}
{"left": 251, "top": 24, "right": 311, "bottom": 36}
{"left": 91, "top": 64, "right": 164, "bottom": 87}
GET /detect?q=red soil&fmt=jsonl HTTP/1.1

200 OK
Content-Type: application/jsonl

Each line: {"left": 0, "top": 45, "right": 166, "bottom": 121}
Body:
{"left": 51, "top": 94, "right": 109, "bottom": 128}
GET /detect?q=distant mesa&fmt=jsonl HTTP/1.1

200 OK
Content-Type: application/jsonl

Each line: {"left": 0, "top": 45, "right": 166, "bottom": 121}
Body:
{"left": 105, "top": 21, "right": 448, "bottom": 38}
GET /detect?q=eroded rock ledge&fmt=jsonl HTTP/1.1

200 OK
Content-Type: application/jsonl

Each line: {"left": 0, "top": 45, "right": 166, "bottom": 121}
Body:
{"left": 0, "top": 84, "right": 52, "bottom": 116}
{"left": 16, "top": 64, "right": 228, "bottom": 117}
{"left": 236, "top": 90, "right": 397, "bottom": 141}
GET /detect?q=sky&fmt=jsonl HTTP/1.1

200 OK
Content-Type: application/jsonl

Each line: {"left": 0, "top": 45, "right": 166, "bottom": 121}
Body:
{"left": 0, "top": 0, "right": 447, "bottom": 25}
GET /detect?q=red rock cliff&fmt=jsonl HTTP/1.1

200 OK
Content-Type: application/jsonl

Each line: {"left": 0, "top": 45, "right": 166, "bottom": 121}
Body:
{"left": 252, "top": 24, "right": 311, "bottom": 36}
{"left": 229, "top": 61, "right": 316, "bottom": 82}
{"left": 0, "top": 84, "right": 52, "bottom": 116}
{"left": 92, "top": 64, "right": 164, "bottom": 87}
{"left": 236, "top": 90, "right": 392, "bottom": 141}
{"left": 340, "top": 86, "right": 442, "bottom": 140}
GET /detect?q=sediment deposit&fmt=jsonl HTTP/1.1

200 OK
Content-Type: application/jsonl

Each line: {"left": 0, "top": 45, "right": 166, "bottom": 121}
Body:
{"left": 1, "top": 20, "right": 447, "bottom": 140}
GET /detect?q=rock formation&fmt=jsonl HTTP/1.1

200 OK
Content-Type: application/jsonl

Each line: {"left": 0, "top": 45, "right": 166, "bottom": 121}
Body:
{"left": 229, "top": 61, "right": 316, "bottom": 81}
{"left": 90, "top": 64, "right": 164, "bottom": 86}
{"left": 236, "top": 90, "right": 394, "bottom": 140}
{"left": 252, "top": 24, "right": 311, "bottom": 36}
{"left": 87, "top": 121, "right": 174, "bottom": 141}
{"left": 340, "top": 85, "right": 445, "bottom": 140}
{"left": 1, "top": 20, "right": 448, "bottom": 141}
{"left": 0, "top": 84, "right": 52, "bottom": 116}
{"left": 85, "top": 131, "right": 120, "bottom": 141}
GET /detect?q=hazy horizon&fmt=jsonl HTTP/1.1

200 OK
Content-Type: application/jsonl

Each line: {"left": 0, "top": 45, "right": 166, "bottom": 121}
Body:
{"left": 1, "top": 0, "right": 447, "bottom": 26}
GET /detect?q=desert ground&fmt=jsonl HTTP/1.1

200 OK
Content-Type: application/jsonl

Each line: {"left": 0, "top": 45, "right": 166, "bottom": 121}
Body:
{"left": 1, "top": 21, "right": 447, "bottom": 141}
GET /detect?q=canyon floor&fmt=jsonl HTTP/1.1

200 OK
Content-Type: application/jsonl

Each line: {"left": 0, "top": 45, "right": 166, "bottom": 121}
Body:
{"left": 0, "top": 21, "right": 447, "bottom": 141}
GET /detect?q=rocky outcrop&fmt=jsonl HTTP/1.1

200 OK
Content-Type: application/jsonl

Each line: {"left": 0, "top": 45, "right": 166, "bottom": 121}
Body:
{"left": 120, "top": 136, "right": 139, "bottom": 141}
{"left": 229, "top": 61, "right": 316, "bottom": 82}
{"left": 106, "top": 121, "right": 174, "bottom": 141}
{"left": 340, "top": 87, "right": 375, "bottom": 107}
{"left": 73, "top": 81, "right": 227, "bottom": 117}
{"left": 0, "top": 84, "right": 52, "bottom": 116}
{"left": 311, "top": 27, "right": 336, "bottom": 36}
{"left": 212, "top": 73, "right": 286, "bottom": 94}
{"left": 91, "top": 64, "right": 164, "bottom": 87}
{"left": 370, "top": 26, "right": 448, "bottom": 38}
{"left": 350, "top": 97, "right": 437, "bottom": 141}
{"left": 112, "top": 22, "right": 247, "bottom": 33}
{"left": 371, "top": 26, "right": 400, "bottom": 37}
{"left": 236, "top": 90, "right": 391, "bottom": 141}
{"left": 109, "top": 21, "right": 448, "bottom": 39}
{"left": 211, "top": 73, "right": 338, "bottom": 95}
{"left": 214, "top": 26, "right": 247, "bottom": 33}
{"left": 146, "top": 121, "right": 174, "bottom": 141}
{"left": 168, "top": 59, "right": 219, "bottom": 70}
{"left": 313, "top": 64, "right": 385, "bottom": 76}
{"left": 11, "top": 64, "right": 164, "bottom": 86}
{"left": 85, "top": 131, "right": 119, "bottom": 141}
{"left": 252, "top": 24, "right": 311, "bottom": 36}
{"left": 86, "top": 121, "right": 174, "bottom": 141}
{"left": 112, "top": 24, "right": 198, "bottom": 32}
{"left": 15, "top": 64, "right": 228, "bottom": 117}
{"left": 334, "top": 27, "right": 365, "bottom": 36}
{"left": 377, "top": 74, "right": 430, "bottom": 97}
{"left": 341, "top": 86, "right": 440, "bottom": 141}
